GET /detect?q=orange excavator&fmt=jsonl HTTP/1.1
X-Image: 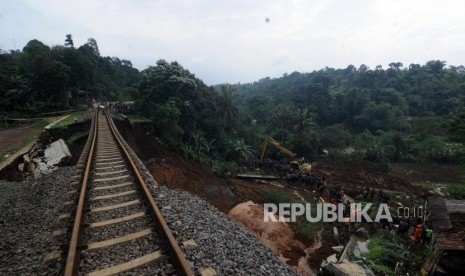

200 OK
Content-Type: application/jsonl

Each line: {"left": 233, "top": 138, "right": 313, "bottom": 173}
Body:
{"left": 260, "top": 136, "right": 312, "bottom": 173}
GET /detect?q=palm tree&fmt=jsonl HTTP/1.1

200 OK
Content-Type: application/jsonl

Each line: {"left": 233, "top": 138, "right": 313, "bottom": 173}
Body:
{"left": 233, "top": 138, "right": 255, "bottom": 161}
{"left": 217, "top": 85, "right": 239, "bottom": 134}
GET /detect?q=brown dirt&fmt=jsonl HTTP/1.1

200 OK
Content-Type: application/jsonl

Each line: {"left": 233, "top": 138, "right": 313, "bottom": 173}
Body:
{"left": 391, "top": 162, "right": 464, "bottom": 184}
{"left": 0, "top": 120, "right": 91, "bottom": 181}
{"left": 228, "top": 201, "right": 306, "bottom": 265}
{"left": 114, "top": 119, "right": 456, "bottom": 273}
{"left": 114, "top": 117, "right": 268, "bottom": 213}
{"left": 317, "top": 160, "right": 428, "bottom": 198}
{"left": 0, "top": 122, "right": 42, "bottom": 156}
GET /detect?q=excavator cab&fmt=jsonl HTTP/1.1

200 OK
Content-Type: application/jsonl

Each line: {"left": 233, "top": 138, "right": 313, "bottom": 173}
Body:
{"left": 289, "top": 161, "right": 300, "bottom": 173}
{"left": 300, "top": 163, "right": 312, "bottom": 173}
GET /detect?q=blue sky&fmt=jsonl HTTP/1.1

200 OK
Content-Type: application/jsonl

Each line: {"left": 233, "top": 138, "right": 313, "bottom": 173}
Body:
{"left": 1, "top": 0, "right": 465, "bottom": 85}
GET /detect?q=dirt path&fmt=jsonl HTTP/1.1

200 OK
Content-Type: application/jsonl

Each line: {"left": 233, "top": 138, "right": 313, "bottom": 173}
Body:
{"left": 0, "top": 122, "right": 43, "bottom": 157}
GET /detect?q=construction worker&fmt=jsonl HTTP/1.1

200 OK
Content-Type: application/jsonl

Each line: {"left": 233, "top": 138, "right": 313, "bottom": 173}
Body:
{"left": 363, "top": 186, "right": 370, "bottom": 200}
{"left": 338, "top": 187, "right": 345, "bottom": 203}
{"left": 414, "top": 224, "right": 423, "bottom": 243}
{"left": 424, "top": 228, "right": 433, "bottom": 244}
{"left": 318, "top": 179, "right": 326, "bottom": 197}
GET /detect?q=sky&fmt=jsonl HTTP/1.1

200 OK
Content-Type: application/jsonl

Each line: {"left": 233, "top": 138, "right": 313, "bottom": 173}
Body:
{"left": 1, "top": 0, "right": 465, "bottom": 85}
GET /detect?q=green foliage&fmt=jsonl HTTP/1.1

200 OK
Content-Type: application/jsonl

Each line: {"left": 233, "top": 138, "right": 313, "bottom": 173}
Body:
{"left": 320, "top": 124, "right": 352, "bottom": 149}
{"left": 211, "top": 160, "right": 239, "bottom": 176}
{"left": 134, "top": 59, "right": 240, "bottom": 161}
{"left": 447, "top": 182, "right": 465, "bottom": 199}
{"left": 52, "top": 115, "right": 78, "bottom": 129}
{"left": 125, "top": 115, "right": 152, "bottom": 124}
{"left": 5, "top": 39, "right": 465, "bottom": 168}
{"left": 232, "top": 138, "right": 255, "bottom": 161}
{"left": 0, "top": 37, "right": 140, "bottom": 116}
{"left": 262, "top": 188, "right": 303, "bottom": 204}
{"left": 231, "top": 61, "right": 465, "bottom": 163}
{"left": 67, "top": 131, "right": 88, "bottom": 145}
{"left": 293, "top": 218, "right": 321, "bottom": 244}
{"left": 360, "top": 232, "right": 429, "bottom": 276}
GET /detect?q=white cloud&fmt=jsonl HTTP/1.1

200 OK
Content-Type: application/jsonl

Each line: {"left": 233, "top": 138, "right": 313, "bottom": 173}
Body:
{"left": 1, "top": 0, "right": 465, "bottom": 84}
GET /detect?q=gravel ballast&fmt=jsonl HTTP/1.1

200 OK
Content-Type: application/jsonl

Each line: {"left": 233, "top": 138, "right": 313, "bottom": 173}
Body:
{"left": 0, "top": 116, "right": 298, "bottom": 276}
{"left": 112, "top": 119, "right": 298, "bottom": 276}
{"left": 0, "top": 167, "right": 75, "bottom": 276}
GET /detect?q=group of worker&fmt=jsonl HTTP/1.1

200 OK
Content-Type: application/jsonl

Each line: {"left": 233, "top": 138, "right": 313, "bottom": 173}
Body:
{"left": 413, "top": 224, "right": 433, "bottom": 244}
{"left": 363, "top": 186, "right": 391, "bottom": 203}
{"left": 97, "top": 104, "right": 107, "bottom": 114}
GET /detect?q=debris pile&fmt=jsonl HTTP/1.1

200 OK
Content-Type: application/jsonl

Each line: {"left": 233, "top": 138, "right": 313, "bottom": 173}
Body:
{"left": 17, "top": 139, "right": 71, "bottom": 180}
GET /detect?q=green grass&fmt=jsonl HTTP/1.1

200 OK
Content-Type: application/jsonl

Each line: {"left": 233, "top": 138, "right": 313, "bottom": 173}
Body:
{"left": 412, "top": 181, "right": 465, "bottom": 199}
{"left": 52, "top": 115, "right": 78, "bottom": 128}
{"left": 262, "top": 188, "right": 304, "bottom": 204}
{"left": 126, "top": 115, "right": 152, "bottom": 124}
{"left": 447, "top": 182, "right": 465, "bottom": 199}
{"left": 67, "top": 131, "right": 89, "bottom": 145}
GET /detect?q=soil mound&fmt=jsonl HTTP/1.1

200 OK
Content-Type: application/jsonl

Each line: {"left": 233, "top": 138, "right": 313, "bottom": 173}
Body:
{"left": 228, "top": 201, "right": 306, "bottom": 264}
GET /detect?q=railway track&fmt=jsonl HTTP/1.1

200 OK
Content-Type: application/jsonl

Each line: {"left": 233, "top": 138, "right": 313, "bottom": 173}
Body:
{"left": 64, "top": 112, "right": 194, "bottom": 275}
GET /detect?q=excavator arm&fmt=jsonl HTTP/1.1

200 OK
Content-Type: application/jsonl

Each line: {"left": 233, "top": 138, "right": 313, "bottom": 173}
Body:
{"left": 260, "top": 136, "right": 296, "bottom": 161}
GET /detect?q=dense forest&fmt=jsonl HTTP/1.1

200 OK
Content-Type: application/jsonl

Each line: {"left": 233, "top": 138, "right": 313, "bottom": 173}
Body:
{"left": 2, "top": 37, "right": 465, "bottom": 168}
{"left": 230, "top": 62, "right": 465, "bottom": 164}
{"left": 0, "top": 35, "right": 139, "bottom": 116}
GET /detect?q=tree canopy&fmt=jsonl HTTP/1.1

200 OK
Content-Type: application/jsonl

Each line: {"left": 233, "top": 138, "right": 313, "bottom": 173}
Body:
{"left": 2, "top": 36, "right": 465, "bottom": 164}
{"left": 0, "top": 36, "right": 139, "bottom": 115}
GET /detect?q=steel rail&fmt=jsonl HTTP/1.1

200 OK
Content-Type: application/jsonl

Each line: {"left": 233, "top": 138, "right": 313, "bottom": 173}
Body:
{"left": 64, "top": 112, "right": 98, "bottom": 276}
{"left": 105, "top": 114, "right": 195, "bottom": 276}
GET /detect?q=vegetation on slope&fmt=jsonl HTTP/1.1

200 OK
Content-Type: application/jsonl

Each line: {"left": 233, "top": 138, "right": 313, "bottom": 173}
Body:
{"left": 3, "top": 36, "right": 465, "bottom": 167}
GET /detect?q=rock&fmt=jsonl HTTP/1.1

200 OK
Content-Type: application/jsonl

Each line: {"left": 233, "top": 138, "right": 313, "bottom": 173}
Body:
{"left": 29, "top": 151, "right": 39, "bottom": 159}
{"left": 28, "top": 142, "right": 38, "bottom": 155}
{"left": 200, "top": 267, "right": 217, "bottom": 276}
{"left": 23, "top": 154, "right": 30, "bottom": 163}
{"left": 44, "top": 139, "right": 71, "bottom": 167}
{"left": 182, "top": 239, "right": 197, "bottom": 248}
{"left": 27, "top": 162, "right": 36, "bottom": 175}
{"left": 31, "top": 168, "right": 42, "bottom": 180}
{"left": 326, "top": 253, "right": 338, "bottom": 263}
{"left": 18, "top": 163, "right": 25, "bottom": 172}
{"left": 38, "top": 162, "right": 52, "bottom": 175}
{"left": 356, "top": 227, "right": 369, "bottom": 239}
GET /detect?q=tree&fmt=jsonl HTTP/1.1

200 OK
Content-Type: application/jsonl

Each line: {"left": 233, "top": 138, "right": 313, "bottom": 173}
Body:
{"left": 233, "top": 138, "right": 255, "bottom": 161}
{"left": 389, "top": 62, "right": 403, "bottom": 70}
{"left": 65, "top": 34, "right": 74, "bottom": 47}
{"left": 86, "top": 38, "right": 100, "bottom": 56}
{"left": 217, "top": 85, "right": 239, "bottom": 134}
{"left": 343, "top": 88, "right": 370, "bottom": 126}
{"left": 426, "top": 60, "right": 446, "bottom": 75}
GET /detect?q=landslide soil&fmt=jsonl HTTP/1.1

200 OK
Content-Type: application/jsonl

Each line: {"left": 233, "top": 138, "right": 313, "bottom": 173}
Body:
{"left": 114, "top": 118, "right": 456, "bottom": 272}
